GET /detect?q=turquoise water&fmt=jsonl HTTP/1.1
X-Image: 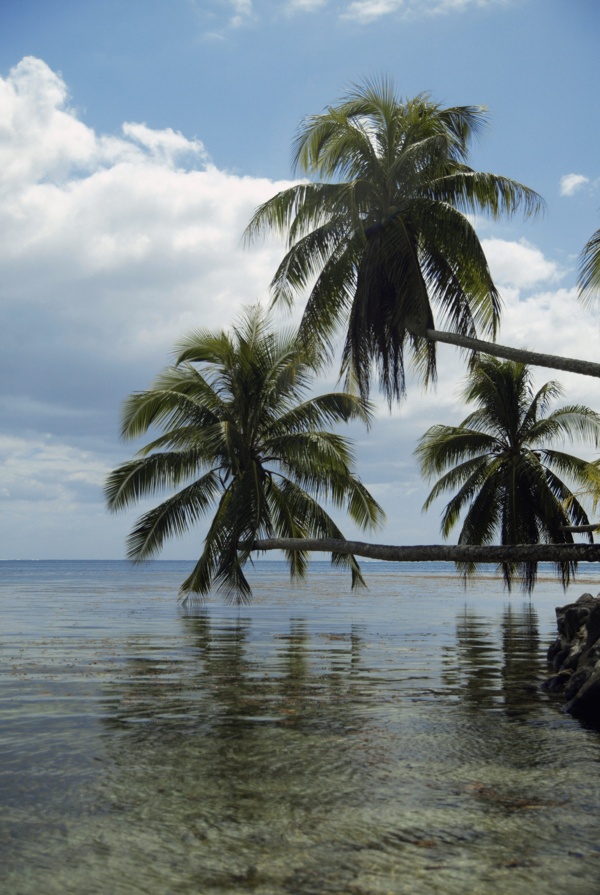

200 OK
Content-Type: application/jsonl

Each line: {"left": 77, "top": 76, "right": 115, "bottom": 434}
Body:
{"left": 2, "top": 560, "right": 600, "bottom": 894}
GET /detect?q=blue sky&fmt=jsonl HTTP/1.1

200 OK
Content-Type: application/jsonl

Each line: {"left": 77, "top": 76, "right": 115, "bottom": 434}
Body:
{"left": 1, "top": 0, "right": 599, "bottom": 560}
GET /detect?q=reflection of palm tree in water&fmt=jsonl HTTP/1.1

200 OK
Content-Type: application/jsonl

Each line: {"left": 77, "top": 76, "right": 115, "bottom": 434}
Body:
{"left": 105, "top": 612, "right": 367, "bottom": 731}
{"left": 443, "top": 605, "right": 543, "bottom": 717}
{"left": 500, "top": 604, "right": 542, "bottom": 716}
{"left": 274, "top": 618, "right": 367, "bottom": 729}
{"left": 443, "top": 605, "right": 566, "bottom": 826}
{"left": 276, "top": 618, "right": 309, "bottom": 725}
{"left": 93, "top": 612, "right": 383, "bottom": 892}
{"left": 98, "top": 612, "right": 373, "bottom": 863}
{"left": 441, "top": 607, "right": 556, "bottom": 817}
{"left": 444, "top": 611, "right": 499, "bottom": 710}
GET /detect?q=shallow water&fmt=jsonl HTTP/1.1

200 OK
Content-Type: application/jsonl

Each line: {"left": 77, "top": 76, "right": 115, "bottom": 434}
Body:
{"left": 2, "top": 560, "right": 600, "bottom": 894}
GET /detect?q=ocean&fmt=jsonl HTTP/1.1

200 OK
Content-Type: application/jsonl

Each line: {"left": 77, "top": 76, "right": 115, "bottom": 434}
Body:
{"left": 2, "top": 559, "right": 600, "bottom": 894}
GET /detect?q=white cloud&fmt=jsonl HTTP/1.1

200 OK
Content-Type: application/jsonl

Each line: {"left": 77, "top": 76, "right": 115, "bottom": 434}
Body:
{"left": 0, "top": 434, "right": 108, "bottom": 504}
{"left": 482, "top": 237, "right": 563, "bottom": 289}
{"left": 287, "top": 0, "right": 328, "bottom": 9}
{"left": 230, "top": 0, "right": 253, "bottom": 26}
{"left": 0, "top": 58, "right": 211, "bottom": 199}
{"left": 0, "top": 56, "right": 96, "bottom": 189}
{"left": 0, "top": 56, "right": 296, "bottom": 557}
{"left": 342, "top": 0, "right": 404, "bottom": 22}
{"left": 121, "top": 122, "right": 207, "bottom": 165}
{"left": 497, "top": 286, "right": 600, "bottom": 410}
{"left": 0, "top": 57, "right": 292, "bottom": 354}
{"left": 0, "top": 431, "right": 136, "bottom": 558}
{"left": 428, "top": 0, "right": 503, "bottom": 12}
{"left": 196, "top": 0, "right": 505, "bottom": 28}
{"left": 341, "top": 0, "right": 505, "bottom": 23}
{"left": 560, "top": 173, "right": 591, "bottom": 197}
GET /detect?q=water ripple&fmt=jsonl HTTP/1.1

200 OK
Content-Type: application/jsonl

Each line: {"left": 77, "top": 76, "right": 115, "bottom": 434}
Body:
{"left": 2, "top": 561, "right": 600, "bottom": 894}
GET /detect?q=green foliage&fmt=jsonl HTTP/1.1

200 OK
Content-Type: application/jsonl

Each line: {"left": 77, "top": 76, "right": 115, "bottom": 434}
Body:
{"left": 105, "top": 306, "right": 384, "bottom": 601}
{"left": 416, "top": 356, "right": 600, "bottom": 591}
{"left": 579, "top": 228, "right": 600, "bottom": 306}
{"left": 245, "top": 78, "right": 543, "bottom": 402}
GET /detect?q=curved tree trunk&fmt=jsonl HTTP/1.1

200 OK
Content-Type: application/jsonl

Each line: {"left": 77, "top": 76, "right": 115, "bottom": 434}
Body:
{"left": 426, "top": 329, "right": 600, "bottom": 379}
{"left": 561, "top": 524, "right": 600, "bottom": 533}
{"left": 252, "top": 539, "right": 600, "bottom": 563}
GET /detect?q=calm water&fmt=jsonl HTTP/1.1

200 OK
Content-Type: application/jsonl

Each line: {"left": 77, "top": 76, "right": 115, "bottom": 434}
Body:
{"left": 2, "top": 560, "right": 600, "bottom": 895}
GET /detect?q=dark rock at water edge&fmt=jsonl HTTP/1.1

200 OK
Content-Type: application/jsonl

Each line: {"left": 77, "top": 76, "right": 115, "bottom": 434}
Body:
{"left": 543, "top": 592, "right": 600, "bottom": 722}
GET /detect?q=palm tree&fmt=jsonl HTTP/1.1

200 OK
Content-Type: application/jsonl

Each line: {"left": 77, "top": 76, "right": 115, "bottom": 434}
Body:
{"left": 416, "top": 356, "right": 600, "bottom": 591}
{"left": 245, "top": 79, "right": 550, "bottom": 401}
{"left": 579, "top": 227, "right": 600, "bottom": 304}
{"left": 105, "top": 306, "right": 384, "bottom": 602}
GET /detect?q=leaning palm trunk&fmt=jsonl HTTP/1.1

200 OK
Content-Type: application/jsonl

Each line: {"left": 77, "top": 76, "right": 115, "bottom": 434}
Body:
{"left": 250, "top": 539, "right": 600, "bottom": 596}
{"left": 252, "top": 538, "right": 600, "bottom": 565}
{"left": 561, "top": 525, "right": 600, "bottom": 532}
{"left": 425, "top": 329, "right": 600, "bottom": 379}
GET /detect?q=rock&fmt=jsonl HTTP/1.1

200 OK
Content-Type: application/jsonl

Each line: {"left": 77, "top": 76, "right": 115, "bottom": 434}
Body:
{"left": 544, "top": 592, "right": 600, "bottom": 724}
{"left": 542, "top": 669, "right": 573, "bottom": 693}
{"left": 566, "top": 667, "right": 600, "bottom": 717}
{"left": 586, "top": 603, "right": 600, "bottom": 648}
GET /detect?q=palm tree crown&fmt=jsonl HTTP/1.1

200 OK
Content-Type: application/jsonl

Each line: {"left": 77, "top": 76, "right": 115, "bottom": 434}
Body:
{"left": 245, "top": 79, "right": 542, "bottom": 401}
{"left": 105, "top": 307, "right": 384, "bottom": 601}
{"left": 416, "top": 356, "right": 600, "bottom": 591}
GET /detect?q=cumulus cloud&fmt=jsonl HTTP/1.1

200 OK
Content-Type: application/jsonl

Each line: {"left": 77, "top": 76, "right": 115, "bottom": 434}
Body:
{"left": 0, "top": 57, "right": 291, "bottom": 355}
{"left": 121, "top": 122, "right": 207, "bottom": 165}
{"left": 482, "top": 238, "right": 563, "bottom": 289}
{"left": 0, "top": 56, "right": 96, "bottom": 188}
{"left": 560, "top": 173, "right": 591, "bottom": 197}
{"left": 0, "top": 57, "right": 295, "bottom": 555}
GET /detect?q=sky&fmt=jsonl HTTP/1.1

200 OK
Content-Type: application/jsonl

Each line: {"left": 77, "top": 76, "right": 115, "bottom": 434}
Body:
{"left": 1, "top": 0, "right": 599, "bottom": 561}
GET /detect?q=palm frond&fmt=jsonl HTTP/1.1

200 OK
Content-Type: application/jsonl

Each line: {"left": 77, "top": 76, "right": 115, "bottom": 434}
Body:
{"left": 456, "top": 471, "right": 504, "bottom": 547}
{"left": 105, "top": 450, "right": 212, "bottom": 511}
{"left": 431, "top": 171, "right": 544, "bottom": 220}
{"left": 540, "top": 449, "right": 600, "bottom": 496}
{"left": 528, "top": 405, "right": 600, "bottom": 447}
{"left": 519, "top": 378, "right": 563, "bottom": 433}
{"left": 416, "top": 425, "right": 498, "bottom": 477}
{"left": 120, "top": 373, "right": 224, "bottom": 440}
{"left": 269, "top": 220, "right": 354, "bottom": 314}
{"left": 421, "top": 455, "right": 493, "bottom": 513}
{"left": 413, "top": 198, "right": 501, "bottom": 338}
{"left": 178, "top": 489, "right": 252, "bottom": 602}
{"left": 125, "top": 471, "right": 221, "bottom": 560}
{"left": 578, "top": 228, "right": 600, "bottom": 306}
{"left": 136, "top": 422, "right": 228, "bottom": 461}
{"left": 174, "top": 330, "right": 235, "bottom": 367}
{"left": 272, "top": 391, "right": 374, "bottom": 434}
{"left": 274, "top": 477, "right": 368, "bottom": 588}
